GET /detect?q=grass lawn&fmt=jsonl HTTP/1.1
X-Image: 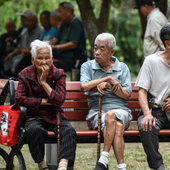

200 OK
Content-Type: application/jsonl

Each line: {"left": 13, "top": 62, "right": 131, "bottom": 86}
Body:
{"left": 1, "top": 142, "right": 170, "bottom": 170}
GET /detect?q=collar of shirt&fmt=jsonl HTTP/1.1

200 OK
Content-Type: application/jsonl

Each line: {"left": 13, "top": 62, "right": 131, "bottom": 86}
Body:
{"left": 64, "top": 16, "right": 76, "bottom": 26}
{"left": 92, "top": 56, "right": 121, "bottom": 72}
{"left": 147, "top": 8, "right": 159, "bottom": 20}
{"left": 26, "top": 65, "right": 54, "bottom": 81}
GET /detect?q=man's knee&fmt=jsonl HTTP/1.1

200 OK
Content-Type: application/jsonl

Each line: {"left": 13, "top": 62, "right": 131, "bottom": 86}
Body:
{"left": 115, "top": 122, "right": 124, "bottom": 137}
{"left": 105, "top": 111, "right": 117, "bottom": 125}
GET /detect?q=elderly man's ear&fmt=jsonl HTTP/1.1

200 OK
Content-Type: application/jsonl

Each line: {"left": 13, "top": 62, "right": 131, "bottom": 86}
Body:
{"left": 110, "top": 49, "right": 115, "bottom": 55}
{"left": 165, "top": 40, "right": 170, "bottom": 48}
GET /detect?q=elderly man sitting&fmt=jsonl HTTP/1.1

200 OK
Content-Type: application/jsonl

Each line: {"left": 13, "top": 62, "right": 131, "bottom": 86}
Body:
{"left": 3, "top": 9, "right": 42, "bottom": 77}
{"left": 80, "top": 33, "right": 132, "bottom": 170}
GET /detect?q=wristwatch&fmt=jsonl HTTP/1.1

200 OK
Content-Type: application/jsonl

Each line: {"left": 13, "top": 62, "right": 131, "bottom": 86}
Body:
{"left": 57, "top": 45, "right": 60, "bottom": 50}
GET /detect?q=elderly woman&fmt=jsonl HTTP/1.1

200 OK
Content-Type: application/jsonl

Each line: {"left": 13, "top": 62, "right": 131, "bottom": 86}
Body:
{"left": 16, "top": 40, "right": 76, "bottom": 170}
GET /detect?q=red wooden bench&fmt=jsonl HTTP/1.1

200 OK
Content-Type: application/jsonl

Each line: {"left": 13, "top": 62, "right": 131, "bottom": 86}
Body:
{"left": 1, "top": 79, "right": 170, "bottom": 170}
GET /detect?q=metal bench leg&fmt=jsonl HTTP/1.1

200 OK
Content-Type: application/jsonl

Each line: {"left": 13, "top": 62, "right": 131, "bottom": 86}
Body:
{"left": 6, "top": 149, "right": 26, "bottom": 170}
{"left": 97, "top": 93, "right": 102, "bottom": 162}
{"left": 0, "top": 147, "right": 11, "bottom": 168}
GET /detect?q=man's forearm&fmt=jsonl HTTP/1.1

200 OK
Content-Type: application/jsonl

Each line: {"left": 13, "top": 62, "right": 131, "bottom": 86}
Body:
{"left": 115, "top": 88, "right": 130, "bottom": 100}
{"left": 53, "top": 42, "right": 77, "bottom": 51}
{"left": 81, "top": 76, "right": 111, "bottom": 92}
{"left": 138, "top": 88, "right": 151, "bottom": 116}
{"left": 11, "top": 48, "right": 21, "bottom": 56}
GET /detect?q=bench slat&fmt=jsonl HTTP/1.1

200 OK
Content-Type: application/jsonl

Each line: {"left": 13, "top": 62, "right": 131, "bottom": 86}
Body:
{"left": 66, "top": 81, "right": 81, "bottom": 91}
{"left": 64, "top": 110, "right": 140, "bottom": 121}
{"left": 129, "top": 93, "right": 138, "bottom": 100}
{"left": 62, "top": 101, "right": 88, "bottom": 108}
{"left": 65, "top": 92, "right": 138, "bottom": 100}
{"left": 63, "top": 101, "right": 140, "bottom": 109}
{"left": 64, "top": 110, "right": 88, "bottom": 121}
{"left": 47, "top": 129, "right": 170, "bottom": 138}
{"left": 128, "top": 101, "right": 140, "bottom": 108}
{"left": 131, "top": 82, "right": 138, "bottom": 92}
{"left": 66, "top": 93, "right": 86, "bottom": 99}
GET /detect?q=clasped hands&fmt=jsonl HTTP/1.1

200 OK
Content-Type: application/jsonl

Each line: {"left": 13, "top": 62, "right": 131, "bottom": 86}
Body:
{"left": 97, "top": 77, "right": 121, "bottom": 95}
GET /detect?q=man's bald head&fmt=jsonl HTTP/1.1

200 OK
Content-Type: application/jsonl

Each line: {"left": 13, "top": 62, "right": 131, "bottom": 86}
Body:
{"left": 5, "top": 19, "right": 16, "bottom": 36}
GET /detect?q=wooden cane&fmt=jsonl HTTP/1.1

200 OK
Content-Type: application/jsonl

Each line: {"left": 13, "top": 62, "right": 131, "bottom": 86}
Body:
{"left": 97, "top": 92, "right": 102, "bottom": 161}
{"left": 57, "top": 112, "right": 60, "bottom": 167}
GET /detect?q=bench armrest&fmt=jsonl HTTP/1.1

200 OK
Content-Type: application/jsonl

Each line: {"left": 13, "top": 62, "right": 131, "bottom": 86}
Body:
{"left": 19, "top": 106, "right": 27, "bottom": 131}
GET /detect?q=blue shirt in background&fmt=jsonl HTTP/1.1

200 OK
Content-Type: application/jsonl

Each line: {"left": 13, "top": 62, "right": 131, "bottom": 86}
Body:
{"left": 40, "top": 27, "right": 57, "bottom": 41}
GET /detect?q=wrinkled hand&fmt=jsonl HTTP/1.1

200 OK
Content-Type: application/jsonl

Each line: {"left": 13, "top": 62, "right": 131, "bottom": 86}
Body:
{"left": 163, "top": 98, "right": 170, "bottom": 112}
{"left": 109, "top": 76, "right": 121, "bottom": 93}
{"left": 141, "top": 114, "right": 156, "bottom": 131}
{"left": 97, "top": 82, "right": 109, "bottom": 95}
{"left": 21, "top": 48, "right": 30, "bottom": 55}
{"left": 4, "top": 53, "right": 12, "bottom": 63}
{"left": 39, "top": 65, "right": 50, "bottom": 84}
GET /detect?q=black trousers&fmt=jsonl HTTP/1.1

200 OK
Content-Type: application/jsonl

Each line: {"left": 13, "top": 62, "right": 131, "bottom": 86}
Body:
{"left": 138, "top": 108, "right": 170, "bottom": 170}
{"left": 52, "top": 50, "right": 75, "bottom": 72}
{"left": 24, "top": 119, "right": 77, "bottom": 166}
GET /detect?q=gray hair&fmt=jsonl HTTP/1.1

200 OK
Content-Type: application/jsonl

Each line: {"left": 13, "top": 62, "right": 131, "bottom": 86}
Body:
{"left": 59, "top": 2, "right": 74, "bottom": 13}
{"left": 95, "top": 33, "right": 116, "bottom": 50}
{"left": 30, "top": 40, "right": 52, "bottom": 59}
{"left": 51, "top": 9, "right": 61, "bottom": 20}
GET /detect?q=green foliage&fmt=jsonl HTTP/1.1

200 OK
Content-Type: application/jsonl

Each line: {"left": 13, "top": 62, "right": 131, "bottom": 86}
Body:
{"left": 0, "top": 0, "right": 143, "bottom": 76}
{"left": 108, "top": 7, "right": 143, "bottom": 76}
{"left": 0, "top": 0, "right": 80, "bottom": 35}
{"left": 112, "top": 0, "right": 124, "bottom": 7}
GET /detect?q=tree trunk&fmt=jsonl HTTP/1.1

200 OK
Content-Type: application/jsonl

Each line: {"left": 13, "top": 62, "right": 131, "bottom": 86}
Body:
{"left": 76, "top": 0, "right": 111, "bottom": 57}
{"left": 135, "top": 0, "right": 167, "bottom": 39}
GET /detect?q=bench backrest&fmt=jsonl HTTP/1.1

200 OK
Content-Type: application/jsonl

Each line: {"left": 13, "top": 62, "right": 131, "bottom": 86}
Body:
{"left": 0, "top": 80, "right": 139, "bottom": 121}
{"left": 64, "top": 82, "right": 139, "bottom": 121}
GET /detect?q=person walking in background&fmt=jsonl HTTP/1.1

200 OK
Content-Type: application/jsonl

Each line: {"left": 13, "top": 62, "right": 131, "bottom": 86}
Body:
{"left": 135, "top": 0, "right": 168, "bottom": 58}
{"left": 135, "top": 23, "right": 170, "bottom": 170}
{"left": 80, "top": 33, "right": 132, "bottom": 170}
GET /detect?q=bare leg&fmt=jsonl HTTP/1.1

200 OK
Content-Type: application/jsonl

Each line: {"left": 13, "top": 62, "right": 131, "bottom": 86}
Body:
{"left": 103, "top": 111, "right": 117, "bottom": 152}
{"left": 94, "top": 111, "right": 117, "bottom": 170}
{"left": 38, "top": 160, "right": 49, "bottom": 170}
{"left": 112, "top": 122, "right": 125, "bottom": 164}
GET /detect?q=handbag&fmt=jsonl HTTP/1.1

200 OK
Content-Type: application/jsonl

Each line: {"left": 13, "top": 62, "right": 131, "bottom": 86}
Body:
{"left": 0, "top": 104, "right": 21, "bottom": 146}
{"left": 0, "top": 78, "right": 21, "bottom": 146}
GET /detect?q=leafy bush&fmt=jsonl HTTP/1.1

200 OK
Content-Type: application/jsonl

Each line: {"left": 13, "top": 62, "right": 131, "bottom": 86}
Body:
{"left": 108, "top": 8, "right": 143, "bottom": 76}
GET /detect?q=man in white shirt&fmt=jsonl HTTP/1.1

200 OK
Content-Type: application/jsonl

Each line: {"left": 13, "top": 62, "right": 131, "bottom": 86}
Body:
{"left": 135, "top": 0, "right": 168, "bottom": 58}
{"left": 135, "top": 23, "right": 170, "bottom": 170}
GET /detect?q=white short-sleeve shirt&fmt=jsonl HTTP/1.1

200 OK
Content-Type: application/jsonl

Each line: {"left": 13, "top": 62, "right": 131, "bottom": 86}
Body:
{"left": 135, "top": 52, "right": 170, "bottom": 106}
